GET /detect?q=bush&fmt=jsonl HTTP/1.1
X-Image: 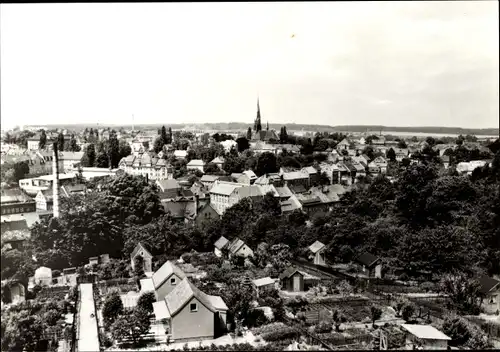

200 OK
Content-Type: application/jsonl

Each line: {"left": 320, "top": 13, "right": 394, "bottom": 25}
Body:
{"left": 442, "top": 315, "right": 490, "bottom": 349}
{"left": 100, "top": 331, "right": 113, "bottom": 348}
{"left": 137, "top": 291, "right": 155, "bottom": 314}
{"left": 102, "top": 292, "right": 124, "bottom": 327}
{"left": 315, "top": 321, "right": 332, "bottom": 333}
{"left": 261, "top": 326, "right": 299, "bottom": 342}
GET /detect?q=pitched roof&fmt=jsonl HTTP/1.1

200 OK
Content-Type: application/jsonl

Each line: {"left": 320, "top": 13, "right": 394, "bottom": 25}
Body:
{"left": 279, "top": 266, "right": 302, "bottom": 280}
{"left": 1, "top": 212, "right": 41, "bottom": 228}
{"left": 210, "top": 182, "right": 242, "bottom": 196}
{"left": 252, "top": 277, "right": 275, "bottom": 287}
{"left": 280, "top": 194, "right": 302, "bottom": 213}
{"left": 152, "top": 260, "right": 187, "bottom": 290}
{"left": 211, "top": 156, "right": 225, "bottom": 164}
{"left": 200, "top": 175, "right": 220, "bottom": 183}
{"left": 214, "top": 236, "right": 229, "bottom": 250}
{"left": 131, "top": 243, "right": 153, "bottom": 260}
{"left": 39, "top": 190, "right": 53, "bottom": 202}
{"left": 187, "top": 159, "right": 205, "bottom": 166}
{"left": 355, "top": 252, "right": 380, "bottom": 268}
{"left": 156, "top": 179, "right": 180, "bottom": 191}
{"left": 275, "top": 186, "right": 293, "bottom": 198}
{"left": 337, "top": 138, "right": 350, "bottom": 146}
{"left": 227, "top": 238, "right": 245, "bottom": 254}
{"left": 401, "top": 324, "right": 451, "bottom": 341}
{"left": 288, "top": 183, "right": 307, "bottom": 194}
{"left": 233, "top": 185, "right": 265, "bottom": 199}
{"left": 60, "top": 151, "right": 84, "bottom": 160}
{"left": 160, "top": 278, "right": 228, "bottom": 318}
{"left": 243, "top": 170, "right": 257, "bottom": 179}
{"left": 308, "top": 240, "right": 326, "bottom": 254}
{"left": 478, "top": 274, "right": 500, "bottom": 295}
{"left": 140, "top": 278, "right": 155, "bottom": 292}
{"left": 283, "top": 171, "right": 309, "bottom": 181}
{"left": 302, "top": 166, "right": 317, "bottom": 175}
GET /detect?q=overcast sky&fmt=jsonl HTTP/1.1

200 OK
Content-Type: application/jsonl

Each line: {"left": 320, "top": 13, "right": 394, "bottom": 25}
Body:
{"left": 1, "top": 1, "right": 498, "bottom": 130}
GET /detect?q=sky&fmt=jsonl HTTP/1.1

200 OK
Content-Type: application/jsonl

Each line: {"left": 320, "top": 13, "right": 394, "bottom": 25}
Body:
{"left": 1, "top": 1, "right": 498, "bottom": 130}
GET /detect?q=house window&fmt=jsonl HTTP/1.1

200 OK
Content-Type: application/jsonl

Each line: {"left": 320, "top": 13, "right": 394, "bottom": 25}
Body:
{"left": 190, "top": 303, "right": 198, "bottom": 312}
{"left": 170, "top": 277, "right": 176, "bottom": 285}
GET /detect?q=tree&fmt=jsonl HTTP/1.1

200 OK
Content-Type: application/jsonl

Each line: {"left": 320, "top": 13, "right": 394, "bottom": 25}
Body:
{"left": 68, "top": 134, "right": 80, "bottom": 152}
{"left": 82, "top": 144, "right": 96, "bottom": 167}
{"left": 161, "top": 126, "right": 168, "bottom": 146}
{"left": 442, "top": 314, "right": 490, "bottom": 349}
{"left": 401, "top": 303, "right": 416, "bottom": 322}
{"left": 168, "top": 127, "right": 173, "bottom": 145}
{"left": 370, "top": 306, "right": 382, "bottom": 327}
{"left": 386, "top": 148, "right": 396, "bottom": 162}
{"left": 103, "top": 292, "right": 124, "bottom": 327}
{"left": 246, "top": 127, "right": 252, "bottom": 140}
{"left": 118, "top": 140, "right": 132, "bottom": 160}
{"left": 108, "top": 130, "right": 120, "bottom": 168}
{"left": 134, "top": 255, "right": 145, "bottom": 279}
{"left": 110, "top": 307, "right": 151, "bottom": 346}
{"left": 95, "top": 150, "right": 109, "bottom": 168}
{"left": 39, "top": 130, "right": 47, "bottom": 149}
{"left": 137, "top": 292, "right": 156, "bottom": 314}
{"left": 236, "top": 137, "right": 250, "bottom": 153}
{"left": 332, "top": 309, "right": 347, "bottom": 332}
{"left": 440, "top": 273, "right": 481, "bottom": 314}
{"left": 256, "top": 152, "right": 278, "bottom": 176}
{"left": 397, "top": 140, "right": 407, "bottom": 149}
{"left": 153, "top": 136, "right": 164, "bottom": 153}
{"left": 57, "top": 133, "right": 65, "bottom": 151}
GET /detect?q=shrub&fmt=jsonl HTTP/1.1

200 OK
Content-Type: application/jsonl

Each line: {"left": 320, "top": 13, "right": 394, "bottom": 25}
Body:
{"left": 137, "top": 291, "right": 155, "bottom": 314}
{"left": 100, "top": 331, "right": 113, "bottom": 348}
{"left": 102, "top": 292, "right": 124, "bottom": 327}
{"left": 442, "top": 315, "right": 490, "bottom": 349}
{"left": 315, "top": 321, "right": 332, "bottom": 333}
{"left": 402, "top": 303, "right": 416, "bottom": 322}
{"left": 261, "top": 326, "right": 299, "bottom": 342}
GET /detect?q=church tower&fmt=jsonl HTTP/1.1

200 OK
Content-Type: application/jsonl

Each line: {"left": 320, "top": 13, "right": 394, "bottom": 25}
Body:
{"left": 254, "top": 98, "right": 262, "bottom": 133}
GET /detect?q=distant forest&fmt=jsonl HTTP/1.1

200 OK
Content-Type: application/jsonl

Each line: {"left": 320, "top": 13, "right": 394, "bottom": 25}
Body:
{"left": 35, "top": 123, "right": 498, "bottom": 136}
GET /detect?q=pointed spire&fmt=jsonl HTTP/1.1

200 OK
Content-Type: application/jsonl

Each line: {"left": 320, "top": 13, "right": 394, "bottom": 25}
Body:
{"left": 266, "top": 121, "right": 269, "bottom": 131}
{"left": 255, "top": 96, "right": 262, "bottom": 132}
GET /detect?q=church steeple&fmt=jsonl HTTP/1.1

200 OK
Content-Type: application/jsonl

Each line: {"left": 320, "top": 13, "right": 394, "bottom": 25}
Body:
{"left": 266, "top": 121, "right": 269, "bottom": 131}
{"left": 254, "top": 97, "right": 262, "bottom": 132}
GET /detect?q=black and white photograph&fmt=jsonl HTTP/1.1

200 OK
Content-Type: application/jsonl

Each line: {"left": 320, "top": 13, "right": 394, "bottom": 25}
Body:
{"left": 0, "top": 1, "right": 499, "bottom": 351}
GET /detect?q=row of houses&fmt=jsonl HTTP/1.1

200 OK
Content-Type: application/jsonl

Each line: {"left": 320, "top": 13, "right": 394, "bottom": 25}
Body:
{"left": 1, "top": 151, "right": 84, "bottom": 175}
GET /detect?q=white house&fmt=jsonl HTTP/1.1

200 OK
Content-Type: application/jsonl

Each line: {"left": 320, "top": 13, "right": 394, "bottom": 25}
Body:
{"left": 209, "top": 181, "right": 244, "bottom": 215}
{"left": 210, "top": 156, "right": 225, "bottom": 170}
{"left": 187, "top": 159, "right": 205, "bottom": 173}
{"left": 60, "top": 151, "right": 84, "bottom": 171}
{"left": 227, "top": 238, "right": 254, "bottom": 259}
{"left": 308, "top": 241, "right": 326, "bottom": 266}
{"left": 118, "top": 154, "right": 172, "bottom": 180}
{"left": 401, "top": 324, "right": 451, "bottom": 350}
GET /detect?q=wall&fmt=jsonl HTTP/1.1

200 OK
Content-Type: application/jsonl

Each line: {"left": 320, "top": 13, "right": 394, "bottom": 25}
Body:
{"left": 155, "top": 274, "right": 183, "bottom": 302}
{"left": 171, "top": 297, "right": 214, "bottom": 341}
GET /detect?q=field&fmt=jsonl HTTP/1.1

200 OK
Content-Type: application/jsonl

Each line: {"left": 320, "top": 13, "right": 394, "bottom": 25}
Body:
{"left": 301, "top": 300, "right": 379, "bottom": 324}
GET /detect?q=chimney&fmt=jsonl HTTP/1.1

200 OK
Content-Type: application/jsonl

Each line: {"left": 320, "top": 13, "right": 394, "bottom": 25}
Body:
{"left": 52, "top": 142, "right": 60, "bottom": 218}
